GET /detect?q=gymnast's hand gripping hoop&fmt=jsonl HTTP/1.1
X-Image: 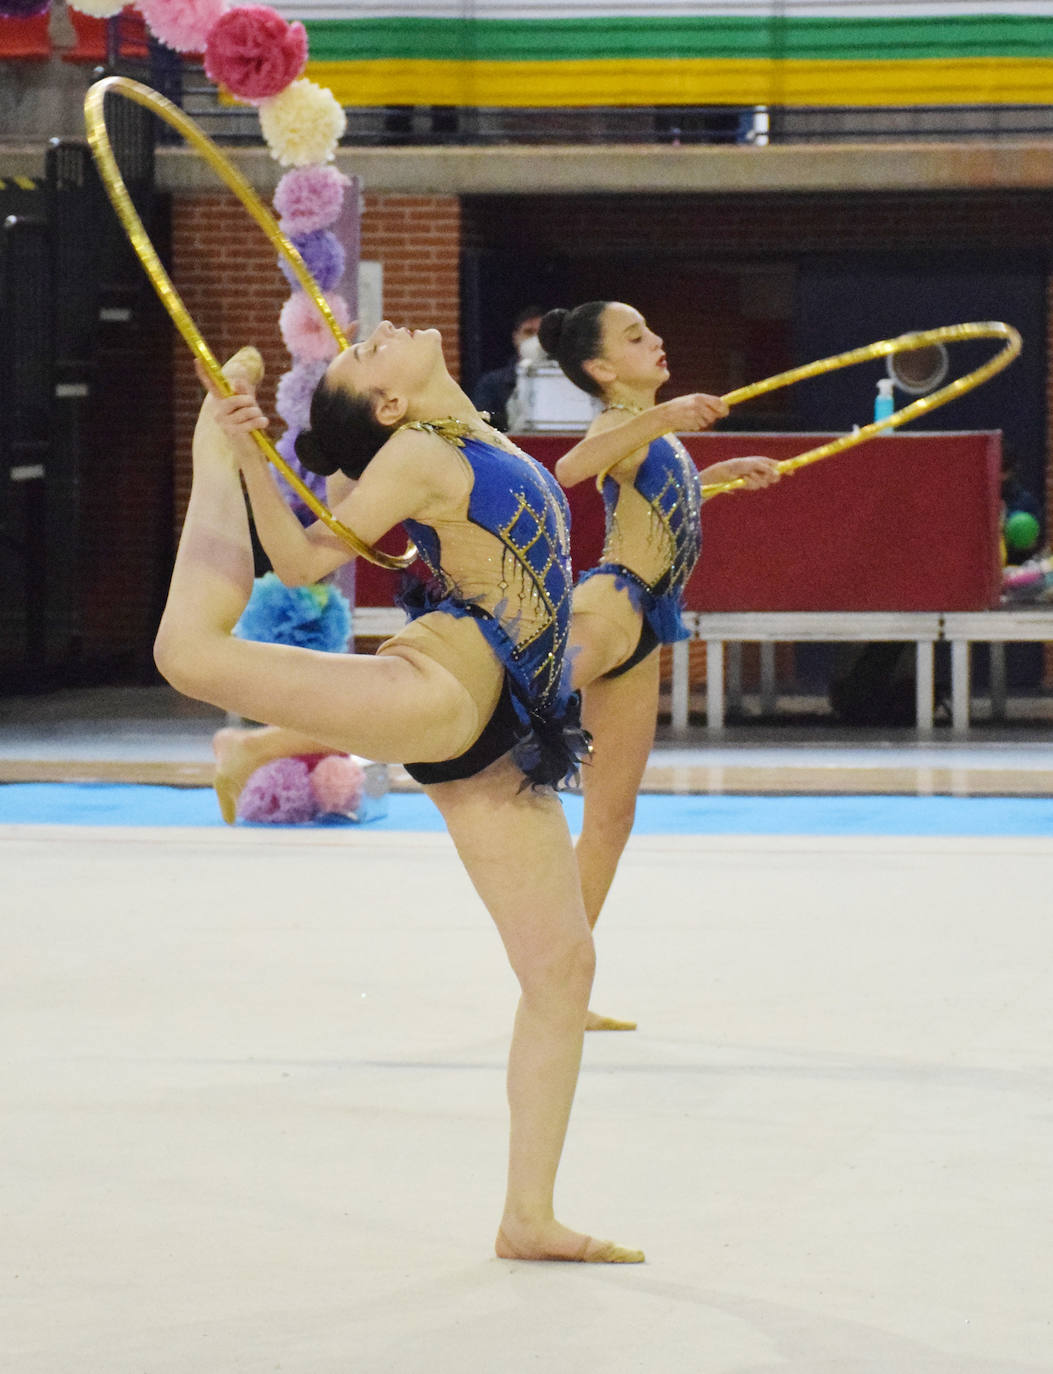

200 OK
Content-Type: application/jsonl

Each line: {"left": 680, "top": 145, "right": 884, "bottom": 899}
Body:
{"left": 699, "top": 321, "right": 1022, "bottom": 499}
{"left": 83, "top": 75, "right": 417, "bottom": 572}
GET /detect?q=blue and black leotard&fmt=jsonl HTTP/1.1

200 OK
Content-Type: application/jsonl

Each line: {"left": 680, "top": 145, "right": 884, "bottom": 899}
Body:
{"left": 576, "top": 432, "right": 703, "bottom": 675}
{"left": 395, "top": 420, "right": 587, "bottom": 789}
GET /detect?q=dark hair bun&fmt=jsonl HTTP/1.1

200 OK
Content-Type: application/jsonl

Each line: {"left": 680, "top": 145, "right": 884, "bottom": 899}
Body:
{"left": 538, "top": 308, "right": 568, "bottom": 359}
{"left": 295, "top": 429, "right": 339, "bottom": 477}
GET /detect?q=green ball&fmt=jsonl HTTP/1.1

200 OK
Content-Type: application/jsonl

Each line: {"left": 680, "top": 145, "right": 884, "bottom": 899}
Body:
{"left": 1005, "top": 509, "right": 1041, "bottom": 552}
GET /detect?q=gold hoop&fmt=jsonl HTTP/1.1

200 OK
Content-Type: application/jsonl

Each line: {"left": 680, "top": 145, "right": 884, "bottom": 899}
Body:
{"left": 700, "top": 321, "right": 1022, "bottom": 498}
{"left": 83, "top": 75, "right": 417, "bottom": 571}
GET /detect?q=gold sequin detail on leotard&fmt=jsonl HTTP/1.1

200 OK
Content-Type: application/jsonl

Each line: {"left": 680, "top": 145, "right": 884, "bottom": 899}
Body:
{"left": 398, "top": 419, "right": 572, "bottom": 709}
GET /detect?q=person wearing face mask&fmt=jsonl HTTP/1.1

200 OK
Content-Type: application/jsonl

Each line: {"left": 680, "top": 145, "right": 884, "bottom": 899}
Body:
{"left": 540, "top": 302, "right": 782, "bottom": 1031}
{"left": 160, "top": 330, "right": 644, "bottom": 1264}
{"left": 471, "top": 305, "right": 544, "bottom": 432}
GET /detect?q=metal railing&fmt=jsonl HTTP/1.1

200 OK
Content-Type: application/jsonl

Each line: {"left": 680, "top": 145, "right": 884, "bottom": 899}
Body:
{"left": 101, "top": 18, "right": 1053, "bottom": 149}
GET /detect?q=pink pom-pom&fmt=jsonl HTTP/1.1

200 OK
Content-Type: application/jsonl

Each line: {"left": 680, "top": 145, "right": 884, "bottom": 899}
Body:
{"left": 274, "top": 165, "right": 350, "bottom": 236}
{"left": 138, "top": 0, "right": 224, "bottom": 53}
{"left": 236, "top": 756, "right": 318, "bottom": 824}
{"left": 205, "top": 5, "right": 307, "bottom": 102}
{"left": 310, "top": 754, "right": 366, "bottom": 815}
{"left": 279, "top": 290, "right": 350, "bottom": 362}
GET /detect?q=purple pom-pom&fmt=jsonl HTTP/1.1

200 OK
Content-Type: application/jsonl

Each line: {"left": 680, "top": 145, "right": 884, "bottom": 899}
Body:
{"left": 280, "top": 230, "right": 346, "bottom": 294}
{"left": 237, "top": 756, "right": 318, "bottom": 824}
{"left": 274, "top": 428, "right": 325, "bottom": 524}
{"left": 275, "top": 360, "right": 326, "bottom": 429}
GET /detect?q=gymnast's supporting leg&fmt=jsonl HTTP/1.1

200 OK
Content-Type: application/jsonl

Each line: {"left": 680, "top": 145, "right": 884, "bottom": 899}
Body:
{"left": 427, "top": 758, "right": 643, "bottom": 1263}
{"left": 574, "top": 646, "right": 662, "bottom": 1032}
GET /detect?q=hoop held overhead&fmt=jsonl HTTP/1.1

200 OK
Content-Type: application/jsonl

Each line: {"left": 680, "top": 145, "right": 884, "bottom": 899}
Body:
{"left": 700, "top": 321, "right": 1022, "bottom": 498}
{"left": 83, "top": 75, "right": 417, "bottom": 571}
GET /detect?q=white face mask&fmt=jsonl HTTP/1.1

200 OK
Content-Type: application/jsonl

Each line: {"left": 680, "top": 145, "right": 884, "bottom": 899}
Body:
{"left": 517, "top": 333, "right": 544, "bottom": 363}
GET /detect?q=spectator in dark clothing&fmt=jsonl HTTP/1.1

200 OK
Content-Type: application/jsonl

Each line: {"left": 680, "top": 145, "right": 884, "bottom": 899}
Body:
{"left": 471, "top": 305, "right": 544, "bottom": 431}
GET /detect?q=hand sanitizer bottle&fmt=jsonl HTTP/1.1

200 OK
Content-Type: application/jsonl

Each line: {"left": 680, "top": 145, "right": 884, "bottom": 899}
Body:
{"left": 874, "top": 377, "right": 895, "bottom": 433}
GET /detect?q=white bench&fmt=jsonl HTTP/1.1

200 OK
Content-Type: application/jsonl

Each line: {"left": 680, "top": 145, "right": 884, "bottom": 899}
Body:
{"left": 941, "top": 610, "right": 1053, "bottom": 732}
{"left": 353, "top": 605, "right": 1052, "bottom": 736}
{"left": 685, "top": 612, "right": 943, "bottom": 733}
{"left": 690, "top": 609, "right": 1053, "bottom": 735}
{"left": 351, "top": 606, "right": 407, "bottom": 640}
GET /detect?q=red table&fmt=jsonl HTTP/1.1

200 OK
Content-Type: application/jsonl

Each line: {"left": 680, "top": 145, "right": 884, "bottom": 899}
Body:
{"left": 354, "top": 431, "right": 1003, "bottom": 614}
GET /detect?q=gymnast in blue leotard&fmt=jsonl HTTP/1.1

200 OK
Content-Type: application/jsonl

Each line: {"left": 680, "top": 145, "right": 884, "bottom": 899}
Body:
{"left": 162, "top": 324, "right": 641, "bottom": 1264}
{"left": 538, "top": 301, "right": 781, "bottom": 1030}
{"left": 393, "top": 421, "right": 579, "bottom": 786}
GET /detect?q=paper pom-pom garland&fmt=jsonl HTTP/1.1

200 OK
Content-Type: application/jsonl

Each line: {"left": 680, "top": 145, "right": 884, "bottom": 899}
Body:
{"left": 135, "top": 0, "right": 224, "bottom": 53}
{"left": 70, "top": 0, "right": 349, "bottom": 175}
{"left": 279, "top": 229, "right": 345, "bottom": 294}
{"left": 204, "top": 5, "right": 307, "bottom": 102}
{"left": 258, "top": 78, "right": 347, "bottom": 167}
{"left": 237, "top": 752, "right": 372, "bottom": 824}
{"left": 280, "top": 290, "right": 350, "bottom": 362}
{"left": 274, "top": 165, "right": 351, "bottom": 236}
{"left": 72, "top": 0, "right": 355, "bottom": 577}
{"left": 275, "top": 358, "right": 327, "bottom": 428}
{"left": 274, "top": 429, "right": 326, "bottom": 524}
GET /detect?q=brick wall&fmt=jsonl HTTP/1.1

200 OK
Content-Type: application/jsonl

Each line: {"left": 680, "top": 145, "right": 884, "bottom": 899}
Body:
{"left": 169, "top": 191, "right": 462, "bottom": 523}
{"left": 360, "top": 195, "right": 462, "bottom": 379}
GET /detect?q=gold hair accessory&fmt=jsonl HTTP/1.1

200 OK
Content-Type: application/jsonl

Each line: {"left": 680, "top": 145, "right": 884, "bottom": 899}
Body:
{"left": 83, "top": 75, "right": 416, "bottom": 571}
{"left": 700, "top": 321, "right": 1021, "bottom": 498}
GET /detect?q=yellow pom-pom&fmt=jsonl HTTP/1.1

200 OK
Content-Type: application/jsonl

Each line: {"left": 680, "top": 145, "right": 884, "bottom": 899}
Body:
{"left": 68, "top": 0, "right": 128, "bottom": 15}
{"left": 258, "top": 79, "right": 347, "bottom": 168}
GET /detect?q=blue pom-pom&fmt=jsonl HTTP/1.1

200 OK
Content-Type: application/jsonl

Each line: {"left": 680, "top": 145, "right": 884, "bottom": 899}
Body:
{"left": 234, "top": 573, "right": 352, "bottom": 653}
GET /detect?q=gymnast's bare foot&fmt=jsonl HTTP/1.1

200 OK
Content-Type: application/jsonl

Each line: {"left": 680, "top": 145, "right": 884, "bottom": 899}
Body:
{"left": 212, "top": 725, "right": 269, "bottom": 825}
{"left": 585, "top": 1008, "right": 637, "bottom": 1032}
{"left": 496, "top": 1218, "right": 644, "bottom": 1264}
{"left": 222, "top": 345, "right": 265, "bottom": 386}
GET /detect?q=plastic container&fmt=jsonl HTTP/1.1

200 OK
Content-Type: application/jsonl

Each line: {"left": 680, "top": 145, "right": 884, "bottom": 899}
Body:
{"left": 874, "top": 377, "right": 895, "bottom": 433}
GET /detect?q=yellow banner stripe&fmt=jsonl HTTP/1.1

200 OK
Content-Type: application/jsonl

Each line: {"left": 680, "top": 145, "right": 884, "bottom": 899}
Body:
{"left": 307, "top": 56, "right": 1053, "bottom": 107}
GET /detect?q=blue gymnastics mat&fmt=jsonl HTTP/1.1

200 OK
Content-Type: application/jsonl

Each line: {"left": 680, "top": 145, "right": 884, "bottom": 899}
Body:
{"left": 2, "top": 783, "right": 1053, "bottom": 836}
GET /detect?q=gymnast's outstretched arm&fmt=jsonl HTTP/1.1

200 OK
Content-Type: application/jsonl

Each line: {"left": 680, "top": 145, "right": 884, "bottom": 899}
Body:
{"left": 553, "top": 392, "right": 728, "bottom": 487}
{"left": 699, "top": 455, "right": 782, "bottom": 490}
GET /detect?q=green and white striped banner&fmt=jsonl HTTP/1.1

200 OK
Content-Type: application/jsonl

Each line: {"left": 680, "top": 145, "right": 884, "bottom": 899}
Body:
{"left": 269, "top": 2, "right": 1053, "bottom": 107}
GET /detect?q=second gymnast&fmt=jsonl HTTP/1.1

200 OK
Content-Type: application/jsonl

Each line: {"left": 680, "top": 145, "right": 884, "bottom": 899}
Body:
{"left": 539, "top": 301, "right": 781, "bottom": 1028}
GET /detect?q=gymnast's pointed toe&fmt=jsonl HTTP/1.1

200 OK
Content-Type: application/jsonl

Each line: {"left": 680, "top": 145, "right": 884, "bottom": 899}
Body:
{"left": 222, "top": 345, "right": 265, "bottom": 386}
